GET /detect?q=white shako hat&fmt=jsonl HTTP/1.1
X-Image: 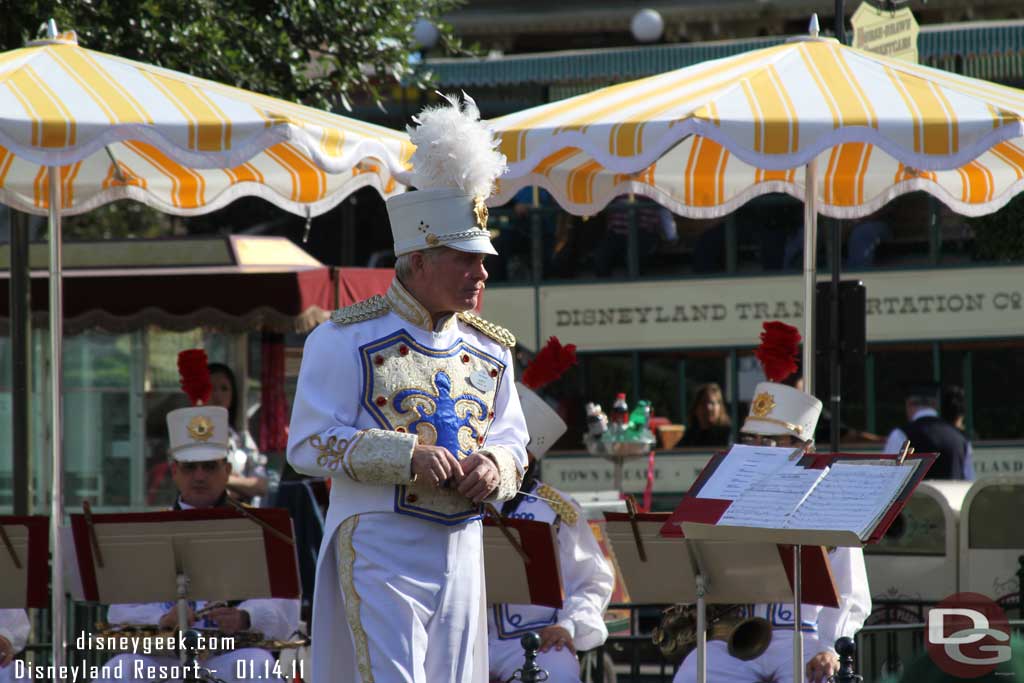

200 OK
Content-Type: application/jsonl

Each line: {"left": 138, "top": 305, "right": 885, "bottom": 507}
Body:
{"left": 167, "top": 349, "right": 229, "bottom": 462}
{"left": 741, "top": 321, "right": 823, "bottom": 442}
{"left": 741, "top": 381, "right": 822, "bottom": 441}
{"left": 387, "top": 93, "right": 506, "bottom": 257}
{"left": 516, "top": 382, "right": 568, "bottom": 459}
{"left": 167, "top": 405, "right": 230, "bottom": 462}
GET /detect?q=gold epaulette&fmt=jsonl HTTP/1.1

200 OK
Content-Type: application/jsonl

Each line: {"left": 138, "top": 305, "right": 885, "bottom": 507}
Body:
{"left": 457, "top": 311, "right": 516, "bottom": 348}
{"left": 535, "top": 483, "right": 579, "bottom": 525}
{"left": 330, "top": 295, "right": 391, "bottom": 326}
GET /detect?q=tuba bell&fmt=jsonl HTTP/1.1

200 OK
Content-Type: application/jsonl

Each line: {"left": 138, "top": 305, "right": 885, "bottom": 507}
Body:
{"left": 651, "top": 604, "right": 772, "bottom": 662}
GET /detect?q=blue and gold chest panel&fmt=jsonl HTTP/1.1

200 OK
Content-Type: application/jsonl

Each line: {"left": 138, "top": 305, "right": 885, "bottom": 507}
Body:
{"left": 360, "top": 330, "right": 506, "bottom": 524}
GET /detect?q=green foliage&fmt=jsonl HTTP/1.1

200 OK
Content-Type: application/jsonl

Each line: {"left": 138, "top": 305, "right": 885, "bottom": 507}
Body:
{"left": 62, "top": 202, "right": 177, "bottom": 240}
{"left": 1, "top": 0, "right": 465, "bottom": 111}
{"left": 2, "top": 1, "right": 465, "bottom": 239}
{"left": 970, "top": 192, "right": 1024, "bottom": 262}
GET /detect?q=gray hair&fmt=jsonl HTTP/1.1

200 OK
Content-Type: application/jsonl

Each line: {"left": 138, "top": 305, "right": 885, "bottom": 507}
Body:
{"left": 394, "top": 249, "right": 441, "bottom": 282}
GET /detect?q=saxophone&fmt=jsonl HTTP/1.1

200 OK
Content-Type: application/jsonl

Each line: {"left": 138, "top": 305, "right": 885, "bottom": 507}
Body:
{"left": 651, "top": 604, "right": 772, "bottom": 662}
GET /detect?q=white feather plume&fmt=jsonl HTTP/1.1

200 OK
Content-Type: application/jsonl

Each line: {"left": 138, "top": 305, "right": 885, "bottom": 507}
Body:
{"left": 407, "top": 92, "right": 507, "bottom": 198}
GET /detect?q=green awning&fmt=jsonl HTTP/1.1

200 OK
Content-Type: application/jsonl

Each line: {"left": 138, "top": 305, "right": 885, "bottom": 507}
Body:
{"left": 426, "top": 20, "right": 1024, "bottom": 87}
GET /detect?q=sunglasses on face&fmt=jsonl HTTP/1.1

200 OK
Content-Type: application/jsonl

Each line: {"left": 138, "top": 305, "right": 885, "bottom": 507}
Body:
{"left": 179, "top": 460, "right": 225, "bottom": 473}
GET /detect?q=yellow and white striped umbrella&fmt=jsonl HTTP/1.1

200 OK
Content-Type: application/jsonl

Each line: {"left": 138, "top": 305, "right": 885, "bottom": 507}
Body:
{"left": 0, "top": 32, "right": 413, "bottom": 215}
{"left": 492, "top": 136, "right": 1024, "bottom": 219}
{"left": 493, "top": 35, "right": 1024, "bottom": 179}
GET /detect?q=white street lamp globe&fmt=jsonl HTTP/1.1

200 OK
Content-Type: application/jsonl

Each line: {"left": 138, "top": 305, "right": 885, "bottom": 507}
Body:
{"left": 631, "top": 9, "right": 664, "bottom": 43}
{"left": 412, "top": 18, "right": 440, "bottom": 50}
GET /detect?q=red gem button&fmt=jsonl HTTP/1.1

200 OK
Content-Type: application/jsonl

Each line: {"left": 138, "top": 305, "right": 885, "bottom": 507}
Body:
{"left": 396, "top": 427, "right": 406, "bottom": 433}
{"left": 477, "top": 436, "right": 485, "bottom": 445}
{"left": 399, "top": 345, "right": 409, "bottom": 356}
{"left": 407, "top": 494, "right": 418, "bottom": 503}
{"left": 374, "top": 355, "right": 384, "bottom": 365}
{"left": 375, "top": 396, "right": 387, "bottom": 406}
{"left": 489, "top": 369, "right": 498, "bottom": 377}
{"left": 461, "top": 354, "right": 470, "bottom": 363}
{"left": 489, "top": 411, "right": 495, "bottom": 419}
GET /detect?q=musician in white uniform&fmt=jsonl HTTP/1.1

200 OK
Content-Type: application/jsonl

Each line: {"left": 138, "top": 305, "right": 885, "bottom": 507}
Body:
{"left": 93, "top": 382, "right": 300, "bottom": 683}
{"left": 0, "top": 609, "right": 30, "bottom": 683}
{"left": 674, "top": 327, "right": 872, "bottom": 683}
{"left": 488, "top": 381, "right": 614, "bottom": 683}
{"left": 287, "top": 95, "right": 528, "bottom": 683}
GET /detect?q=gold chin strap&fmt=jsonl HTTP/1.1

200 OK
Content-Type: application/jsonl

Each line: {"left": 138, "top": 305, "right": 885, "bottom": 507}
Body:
{"left": 745, "top": 415, "right": 803, "bottom": 436}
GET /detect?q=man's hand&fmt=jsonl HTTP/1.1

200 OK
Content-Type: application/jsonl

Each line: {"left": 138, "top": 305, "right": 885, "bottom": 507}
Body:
{"left": 0, "top": 635, "right": 14, "bottom": 668}
{"left": 411, "top": 445, "right": 463, "bottom": 488}
{"left": 456, "top": 453, "right": 500, "bottom": 503}
{"left": 806, "top": 650, "right": 839, "bottom": 683}
{"left": 158, "top": 605, "right": 195, "bottom": 630}
{"left": 537, "top": 625, "right": 575, "bottom": 655}
{"left": 204, "top": 607, "right": 251, "bottom": 635}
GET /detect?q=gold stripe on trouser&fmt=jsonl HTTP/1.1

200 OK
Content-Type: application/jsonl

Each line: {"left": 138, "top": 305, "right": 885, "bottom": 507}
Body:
{"left": 337, "top": 515, "right": 374, "bottom": 683}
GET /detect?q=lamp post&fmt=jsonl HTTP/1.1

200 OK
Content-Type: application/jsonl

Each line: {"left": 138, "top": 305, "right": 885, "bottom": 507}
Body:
{"left": 631, "top": 9, "right": 664, "bottom": 44}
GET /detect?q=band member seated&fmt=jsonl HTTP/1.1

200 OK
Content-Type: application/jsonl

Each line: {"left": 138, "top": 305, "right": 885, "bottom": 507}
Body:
{"left": 93, "top": 351, "right": 299, "bottom": 683}
{"left": 488, "top": 343, "right": 614, "bottom": 683}
{"left": 0, "top": 609, "right": 29, "bottom": 683}
{"left": 674, "top": 322, "right": 871, "bottom": 683}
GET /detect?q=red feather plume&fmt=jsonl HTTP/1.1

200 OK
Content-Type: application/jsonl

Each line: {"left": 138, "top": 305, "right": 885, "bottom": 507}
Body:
{"left": 177, "top": 349, "right": 212, "bottom": 406}
{"left": 521, "top": 336, "right": 577, "bottom": 390}
{"left": 754, "top": 321, "right": 801, "bottom": 383}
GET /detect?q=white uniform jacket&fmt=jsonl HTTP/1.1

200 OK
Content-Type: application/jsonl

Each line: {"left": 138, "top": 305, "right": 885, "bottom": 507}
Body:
{"left": 287, "top": 279, "right": 529, "bottom": 682}
{"left": 0, "top": 609, "right": 30, "bottom": 655}
{"left": 739, "top": 546, "right": 872, "bottom": 655}
{"left": 107, "top": 598, "right": 299, "bottom": 644}
{"left": 489, "top": 481, "right": 614, "bottom": 652}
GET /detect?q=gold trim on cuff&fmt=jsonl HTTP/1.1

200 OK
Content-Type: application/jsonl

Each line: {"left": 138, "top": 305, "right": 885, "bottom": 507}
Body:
{"left": 479, "top": 445, "right": 522, "bottom": 502}
{"left": 346, "top": 429, "right": 417, "bottom": 484}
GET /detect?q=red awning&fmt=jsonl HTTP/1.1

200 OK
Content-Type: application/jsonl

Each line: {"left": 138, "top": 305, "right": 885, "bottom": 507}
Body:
{"left": 0, "top": 236, "right": 395, "bottom": 334}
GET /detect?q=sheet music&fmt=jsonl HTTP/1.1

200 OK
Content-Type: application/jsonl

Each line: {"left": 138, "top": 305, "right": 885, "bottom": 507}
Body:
{"left": 787, "top": 463, "right": 915, "bottom": 539}
{"left": 717, "top": 467, "right": 829, "bottom": 528}
{"left": 696, "top": 445, "right": 803, "bottom": 501}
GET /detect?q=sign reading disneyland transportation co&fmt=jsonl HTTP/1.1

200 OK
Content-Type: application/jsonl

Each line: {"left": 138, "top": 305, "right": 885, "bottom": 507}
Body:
{"left": 851, "top": 2, "right": 920, "bottom": 63}
{"left": 482, "top": 266, "right": 1024, "bottom": 352}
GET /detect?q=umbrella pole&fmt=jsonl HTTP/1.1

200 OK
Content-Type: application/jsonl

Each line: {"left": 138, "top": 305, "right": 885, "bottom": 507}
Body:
{"left": 802, "top": 159, "right": 818, "bottom": 396}
{"left": 47, "top": 166, "right": 67, "bottom": 672}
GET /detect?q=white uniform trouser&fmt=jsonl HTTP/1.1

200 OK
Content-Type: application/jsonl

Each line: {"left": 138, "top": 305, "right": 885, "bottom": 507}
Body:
{"left": 339, "top": 513, "right": 483, "bottom": 683}
{"left": 91, "top": 649, "right": 277, "bottom": 683}
{"left": 488, "top": 639, "right": 580, "bottom": 683}
{"left": 673, "top": 630, "right": 813, "bottom": 683}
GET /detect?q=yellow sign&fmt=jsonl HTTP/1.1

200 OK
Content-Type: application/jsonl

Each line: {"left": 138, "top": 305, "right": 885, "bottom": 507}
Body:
{"left": 851, "top": 2, "right": 919, "bottom": 63}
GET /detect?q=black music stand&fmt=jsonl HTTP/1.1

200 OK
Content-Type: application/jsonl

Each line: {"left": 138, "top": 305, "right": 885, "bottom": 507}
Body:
{"left": 603, "top": 512, "right": 839, "bottom": 683}
{"left": 0, "top": 515, "right": 48, "bottom": 608}
{"left": 65, "top": 508, "right": 299, "bottom": 681}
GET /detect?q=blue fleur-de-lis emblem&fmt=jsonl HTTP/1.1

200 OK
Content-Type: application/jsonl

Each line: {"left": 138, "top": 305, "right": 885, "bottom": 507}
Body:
{"left": 393, "top": 370, "right": 487, "bottom": 459}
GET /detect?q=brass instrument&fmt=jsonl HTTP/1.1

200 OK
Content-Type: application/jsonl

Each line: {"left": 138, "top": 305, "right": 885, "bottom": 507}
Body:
{"left": 651, "top": 604, "right": 772, "bottom": 662}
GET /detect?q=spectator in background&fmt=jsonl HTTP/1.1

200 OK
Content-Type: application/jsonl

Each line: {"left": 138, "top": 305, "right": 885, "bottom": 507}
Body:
{"left": 941, "top": 385, "right": 976, "bottom": 480}
{"left": 594, "top": 195, "right": 677, "bottom": 276}
{"left": 884, "top": 383, "right": 973, "bottom": 480}
{"left": 681, "top": 383, "right": 732, "bottom": 447}
{"left": 208, "top": 362, "right": 276, "bottom": 505}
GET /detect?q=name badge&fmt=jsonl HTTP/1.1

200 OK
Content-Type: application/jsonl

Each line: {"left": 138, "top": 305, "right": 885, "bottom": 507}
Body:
{"left": 468, "top": 368, "right": 496, "bottom": 393}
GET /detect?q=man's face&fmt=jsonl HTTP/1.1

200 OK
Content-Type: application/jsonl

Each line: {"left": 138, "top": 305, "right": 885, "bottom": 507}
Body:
{"left": 171, "top": 458, "right": 231, "bottom": 508}
{"left": 740, "top": 433, "right": 813, "bottom": 452}
{"left": 419, "top": 248, "right": 488, "bottom": 313}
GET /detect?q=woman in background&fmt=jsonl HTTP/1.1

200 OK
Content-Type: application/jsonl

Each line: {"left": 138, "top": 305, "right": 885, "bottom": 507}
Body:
{"left": 209, "top": 362, "right": 274, "bottom": 505}
{"left": 681, "top": 382, "right": 732, "bottom": 447}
